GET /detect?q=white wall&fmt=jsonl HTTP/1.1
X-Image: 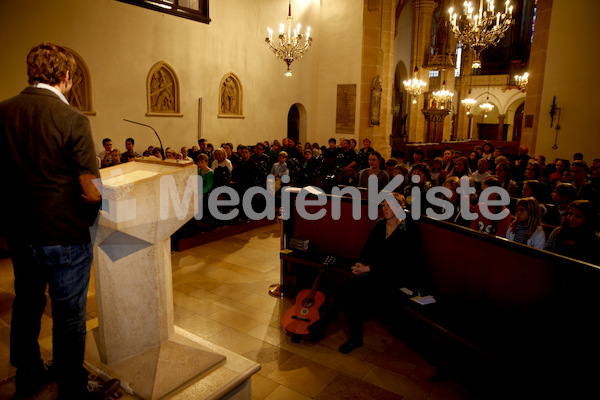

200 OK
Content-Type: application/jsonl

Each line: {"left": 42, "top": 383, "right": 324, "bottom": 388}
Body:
{"left": 535, "top": 0, "right": 600, "bottom": 161}
{"left": 0, "top": 0, "right": 363, "bottom": 155}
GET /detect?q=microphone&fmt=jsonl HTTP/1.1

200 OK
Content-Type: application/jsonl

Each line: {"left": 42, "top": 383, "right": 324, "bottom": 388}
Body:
{"left": 123, "top": 119, "right": 165, "bottom": 160}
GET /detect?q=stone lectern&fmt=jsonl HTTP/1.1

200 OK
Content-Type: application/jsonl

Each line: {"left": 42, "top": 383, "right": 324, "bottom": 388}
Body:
{"left": 84, "top": 160, "right": 258, "bottom": 399}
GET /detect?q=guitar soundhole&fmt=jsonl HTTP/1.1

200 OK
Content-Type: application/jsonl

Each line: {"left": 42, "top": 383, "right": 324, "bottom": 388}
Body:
{"left": 302, "top": 298, "right": 315, "bottom": 308}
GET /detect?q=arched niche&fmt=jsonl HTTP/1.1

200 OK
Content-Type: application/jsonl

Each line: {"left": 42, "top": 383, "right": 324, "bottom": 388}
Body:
{"left": 146, "top": 61, "right": 182, "bottom": 117}
{"left": 65, "top": 47, "right": 94, "bottom": 115}
{"left": 288, "top": 103, "right": 307, "bottom": 144}
{"left": 218, "top": 72, "right": 244, "bottom": 118}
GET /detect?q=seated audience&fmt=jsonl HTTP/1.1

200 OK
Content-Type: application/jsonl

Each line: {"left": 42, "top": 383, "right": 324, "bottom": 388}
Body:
{"left": 545, "top": 182, "right": 577, "bottom": 227}
{"left": 165, "top": 148, "right": 177, "bottom": 159}
{"left": 358, "top": 151, "right": 389, "bottom": 190}
{"left": 392, "top": 163, "right": 409, "bottom": 194}
{"left": 404, "top": 163, "right": 432, "bottom": 212}
{"left": 442, "top": 147, "right": 454, "bottom": 172}
{"left": 481, "top": 142, "right": 494, "bottom": 162}
{"left": 468, "top": 150, "right": 480, "bottom": 173}
{"left": 408, "top": 149, "right": 424, "bottom": 168}
{"left": 321, "top": 138, "right": 340, "bottom": 176}
{"left": 121, "top": 138, "right": 139, "bottom": 162}
{"left": 336, "top": 139, "right": 358, "bottom": 185}
{"left": 298, "top": 149, "right": 318, "bottom": 186}
{"left": 222, "top": 142, "right": 240, "bottom": 167}
{"left": 545, "top": 200, "right": 600, "bottom": 264}
{"left": 233, "top": 146, "right": 257, "bottom": 189}
{"left": 196, "top": 153, "right": 214, "bottom": 194}
{"left": 549, "top": 159, "right": 569, "bottom": 185}
{"left": 448, "top": 156, "right": 473, "bottom": 186}
{"left": 505, "top": 197, "right": 546, "bottom": 249}
{"left": 98, "top": 138, "right": 113, "bottom": 168}
{"left": 433, "top": 176, "right": 470, "bottom": 227}
{"left": 181, "top": 146, "right": 193, "bottom": 161}
{"left": 358, "top": 137, "right": 374, "bottom": 170}
{"left": 429, "top": 157, "right": 447, "bottom": 187}
{"left": 494, "top": 162, "right": 517, "bottom": 197}
{"left": 152, "top": 147, "right": 163, "bottom": 159}
{"left": 284, "top": 137, "right": 301, "bottom": 162}
{"left": 110, "top": 149, "right": 121, "bottom": 166}
{"left": 470, "top": 175, "right": 512, "bottom": 237}
{"left": 211, "top": 147, "right": 233, "bottom": 177}
{"left": 267, "top": 141, "right": 282, "bottom": 165}
{"left": 570, "top": 160, "right": 600, "bottom": 210}
{"left": 521, "top": 180, "right": 548, "bottom": 217}
{"left": 270, "top": 151, "right": 289, "bottom": 191}
{"left": 472, "top": 158, "right": 491, "bottom": 194}
{"left": 384, "top": 158, "right": 398, "bottom": 178}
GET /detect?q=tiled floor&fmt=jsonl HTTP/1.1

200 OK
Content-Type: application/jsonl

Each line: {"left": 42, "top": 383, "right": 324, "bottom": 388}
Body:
{"left": 0, "top": 223, "right": 487, "bottom": 400}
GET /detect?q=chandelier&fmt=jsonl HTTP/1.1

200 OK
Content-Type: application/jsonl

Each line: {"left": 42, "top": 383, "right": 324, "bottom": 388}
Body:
{"left": 404, "top": 67, "right": 428, "bottom": 104}
{"left": 432, "top": 80, "right": 454, "bottom": 109}
{"left": 461, "top": 90, "right": 477, "bottom": 114}
{"left": 404, "top": 0, "right": 427, "bottom": 104}
{"left": 515, "top": 72, "right": 529, "bottom": 90}
{"left": 480, "top": 95, "right": 494, "bottom": 117}
{"left": 448, "top": 0, "right": 514, "bottom": 68}
{"left": 265, "top": 0, "right": 312, "bottom": 77}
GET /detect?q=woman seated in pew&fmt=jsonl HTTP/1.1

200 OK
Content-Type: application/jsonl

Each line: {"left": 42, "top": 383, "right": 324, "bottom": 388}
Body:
{"left": 505, "top": 197, "right": 546, "bottom": 249}
{"left": 544, "top": 200, "right": 600, "bottom": 264}
{"left": 470, "top": 175, "right": 512, "bottom": 237}
{"left": 307, "top": 192, "right": 422, "bottom": 354}
{"left": 447, "top": 156, "right": 473, "bottom": 184}
{"left": 357, "top": 151, "right": 389, "bottom": 190}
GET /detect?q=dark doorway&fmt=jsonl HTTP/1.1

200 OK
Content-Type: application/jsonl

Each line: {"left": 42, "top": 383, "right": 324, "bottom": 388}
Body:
{"left": 513, "top": 102, "right": 524, "bottom": 142}
{"left": 478, "top": 124, "right": 508, "bottom": 141}
{"left": 287, "top": 105, "right": 299, "bottom": 143}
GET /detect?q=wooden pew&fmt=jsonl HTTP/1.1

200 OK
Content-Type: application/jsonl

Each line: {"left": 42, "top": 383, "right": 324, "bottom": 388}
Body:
{"left": 280, "top": 192, "right": 600, "bottom": 387}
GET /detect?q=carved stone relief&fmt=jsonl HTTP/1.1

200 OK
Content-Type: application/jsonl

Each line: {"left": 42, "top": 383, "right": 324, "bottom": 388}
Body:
{"left": 336, "top": 84, "right": 356, "bottom": 135}
{"left": 147, "top": 62, "right": 182, "bottom": 116}
{"left": 64, "top": 47, "right": 94, "bottom": 115}
{"left": 218, "top": 73, "right": 243, "bottom": 118}
{"left": 370, "top": 75, "right": 382, "bottom": 126}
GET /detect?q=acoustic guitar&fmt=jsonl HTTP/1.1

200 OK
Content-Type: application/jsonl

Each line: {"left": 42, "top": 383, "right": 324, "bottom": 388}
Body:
{"left": 281, "top": 255, "right": 334, "bottom": 336}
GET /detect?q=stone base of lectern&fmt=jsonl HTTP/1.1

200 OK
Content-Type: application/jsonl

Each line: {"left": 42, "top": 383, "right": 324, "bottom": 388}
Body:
{"left": 86, "top": 161, "right": 260, "bottom": 399}
{"left": 85, "top": 326, "right": 260, "bottom": 400}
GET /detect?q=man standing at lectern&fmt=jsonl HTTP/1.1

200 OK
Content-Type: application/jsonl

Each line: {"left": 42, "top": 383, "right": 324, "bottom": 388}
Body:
{"left": 0, "top": 43, "right": 118, "bottom": 399}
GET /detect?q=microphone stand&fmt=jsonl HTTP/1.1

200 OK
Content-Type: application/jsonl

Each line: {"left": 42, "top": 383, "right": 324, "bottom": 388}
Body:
{"left": 123, "top": 119, "right": 165, "bottom": 160}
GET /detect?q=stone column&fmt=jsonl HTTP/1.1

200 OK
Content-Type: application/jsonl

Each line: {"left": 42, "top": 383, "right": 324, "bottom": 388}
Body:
{"left": 360, "top": 0, "right": 396, "bottom": 159}
{"left": 520, "top": 0, "right": 553, "bottom": 154}
{"left": 407, "top": 0, "right": 436, "bottom": 143}
{"left": 497, "top": 114, "right": 506, "bottom": 140}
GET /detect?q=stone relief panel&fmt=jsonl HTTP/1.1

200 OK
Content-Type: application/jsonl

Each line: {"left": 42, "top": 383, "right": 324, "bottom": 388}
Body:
{"left": 64, "top": 47, "right": 94, "bottom": 115}
{"left": 218, "top": 72, "right": 243, "bottom": 118}
{"left": 336, "top": 84, "right": 356, "bottom": 135}
{"left": 147, "top": 61, "right": 182, "bottom": 116}
{"left": 370, "top": 75, "right": 382, "bottom": 126}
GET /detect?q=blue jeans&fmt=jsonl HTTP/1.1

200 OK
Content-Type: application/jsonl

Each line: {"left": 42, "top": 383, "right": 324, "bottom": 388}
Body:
{"left": 10, "top": 242, "right": 92, "bottom": 394}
